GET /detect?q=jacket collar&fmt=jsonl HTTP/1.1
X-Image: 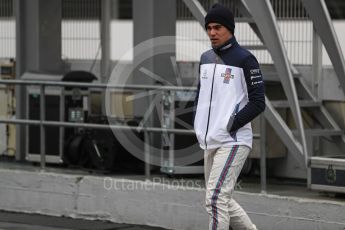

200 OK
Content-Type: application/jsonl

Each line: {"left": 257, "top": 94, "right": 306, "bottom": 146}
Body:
{"left": 213, "top": 36, "right": 237, "bottom": 54}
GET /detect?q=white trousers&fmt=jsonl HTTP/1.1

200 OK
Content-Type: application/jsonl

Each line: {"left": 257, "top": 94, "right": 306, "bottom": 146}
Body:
{"left": 204, "top": 145, "right": 256, "bottom": 230}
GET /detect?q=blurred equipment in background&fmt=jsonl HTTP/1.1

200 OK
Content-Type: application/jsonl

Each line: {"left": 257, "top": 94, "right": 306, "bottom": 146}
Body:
{"left": 24, "top": 71, "right": 95, "bottom": 164}
{"left": 22, "top": 70, "right": 145, "bottom": 172}
{"left": 0, "top": 59, "right": 16, "bottom": 157}
{"left": 63, "top": 115, "right": 117, "bottom": 171}
{"left": 310, "top": 156, "right": 345, "bottom": 194}
{"left": 60, "top": 71, "right": 144, "bottom": 172}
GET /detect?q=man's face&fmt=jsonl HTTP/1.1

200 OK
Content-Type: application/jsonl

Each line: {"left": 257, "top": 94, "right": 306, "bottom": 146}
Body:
{"left": 206, "top": 23, "right": 232, "bottom": 48}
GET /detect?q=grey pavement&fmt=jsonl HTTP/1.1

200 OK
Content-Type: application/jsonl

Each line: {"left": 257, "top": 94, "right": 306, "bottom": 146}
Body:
{"left": 0, "top": 211, "right": 167, "bottom": 230}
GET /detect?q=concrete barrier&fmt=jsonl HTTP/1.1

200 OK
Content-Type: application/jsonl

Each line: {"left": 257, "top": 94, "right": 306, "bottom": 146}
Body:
{"left": 0, "top": 168, "right": 344, "bottom": 229}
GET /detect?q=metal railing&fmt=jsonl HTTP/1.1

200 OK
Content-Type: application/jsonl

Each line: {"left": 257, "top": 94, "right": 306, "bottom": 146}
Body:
{"left": 0, "top": 79, "right": 197, "bottom": 173}
{"left": 0, "top": 78, "right": 265, "bottom": 190}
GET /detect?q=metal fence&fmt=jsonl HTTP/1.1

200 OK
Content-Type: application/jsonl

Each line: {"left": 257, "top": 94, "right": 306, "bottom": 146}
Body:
{"left": 271, "top": 0, "right": 313, "bottom": 65}
{"left": 0, "top": 79, "right": 197, "bottom": 176}
{"left": 61, "top": 0, "right": 101, "bottom": 60}
{"left": 177, "top": 0, "right": 313, "bottom": 64}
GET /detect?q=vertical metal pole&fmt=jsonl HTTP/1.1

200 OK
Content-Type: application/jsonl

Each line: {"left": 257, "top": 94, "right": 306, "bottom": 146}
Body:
{"left": 168, "top": 91, "right": 175, "bottom": 171}
{"left": 160, "top": 92, "right": 165, "bottom": 168}
{"left": 144, "top": 92, "right": 153, "bottom": 178}
{"left": 40, "top": 85, "right": 46, "bottom": 171}
{"left": 14, "top": 0, "right": 27, "bottom": 161}
{"left": 59, "top": 88, "right": 65, "bottom": 163}
{"left": 260, "top": 114, "right": 267, "bottom": 193}
{"left": 101, "top": 0, "right": 111, "bottom": 115}
{"left": 161, "top": 91, "right": 171, "bottom": 173}
{"left": 312, "top": 26, "right": 322, "bottom": 99}
{"left": 144, "top": 129, "right": 150, "bottom": 178}
{"left": 309, "top": 25, "right": 322, "bottom": 188}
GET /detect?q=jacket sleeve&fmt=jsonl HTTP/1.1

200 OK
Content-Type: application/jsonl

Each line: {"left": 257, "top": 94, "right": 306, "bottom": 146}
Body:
{"left": 229, "top": 55, "right": 265, "bottom": 133}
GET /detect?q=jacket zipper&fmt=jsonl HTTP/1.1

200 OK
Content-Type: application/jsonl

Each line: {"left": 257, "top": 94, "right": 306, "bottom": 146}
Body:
{"left": 204, "top": 61, "right": 217, "bottom": 149}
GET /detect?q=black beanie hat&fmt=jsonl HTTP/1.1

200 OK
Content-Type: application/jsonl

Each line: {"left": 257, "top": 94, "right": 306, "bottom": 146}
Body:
{"left": 205, "top": 3, "right": 235, "bottom": 34}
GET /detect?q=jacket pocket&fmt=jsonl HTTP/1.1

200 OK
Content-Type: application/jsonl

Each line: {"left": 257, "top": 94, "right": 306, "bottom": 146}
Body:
{"left": 226, "top": 114, "right": 235, "bottom": 133}
{"left": 227, "top": 116, "right": 237, "bottom": 140}
{"left": 227, "top": 103, "right": 240, "bottom": 140}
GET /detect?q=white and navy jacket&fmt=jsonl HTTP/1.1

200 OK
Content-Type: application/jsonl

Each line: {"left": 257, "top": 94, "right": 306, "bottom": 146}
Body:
{"left": 193, "top": 36, "right": 265, "bottom": 150}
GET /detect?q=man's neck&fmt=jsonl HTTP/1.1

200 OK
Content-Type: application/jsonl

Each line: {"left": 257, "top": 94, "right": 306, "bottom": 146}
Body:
{"left": 213, "top": 35, "right": 235, "bottom": 53}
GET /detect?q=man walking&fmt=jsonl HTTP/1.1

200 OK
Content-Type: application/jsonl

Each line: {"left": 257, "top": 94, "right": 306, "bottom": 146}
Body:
{"left": 193, "top": 3, "right": 265, "bottom": 230}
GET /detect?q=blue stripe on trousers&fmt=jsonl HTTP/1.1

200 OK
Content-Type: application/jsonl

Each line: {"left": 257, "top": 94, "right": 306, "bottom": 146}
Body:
{"left": 211, "top": 145, "right": 239, "bottom": 230}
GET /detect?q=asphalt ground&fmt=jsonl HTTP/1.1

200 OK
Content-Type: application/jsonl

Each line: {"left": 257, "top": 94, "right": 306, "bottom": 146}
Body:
{"left": 0, "top": 211, "right": 168, "bottom": 230}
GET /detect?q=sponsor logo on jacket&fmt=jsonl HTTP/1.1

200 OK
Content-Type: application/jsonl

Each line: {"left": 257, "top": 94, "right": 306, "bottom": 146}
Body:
{"left": 221, "top": 68, "right": 234, "bottom": 84}
{"left": 202, "top": 69, "right": 208, "bottom": 79}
